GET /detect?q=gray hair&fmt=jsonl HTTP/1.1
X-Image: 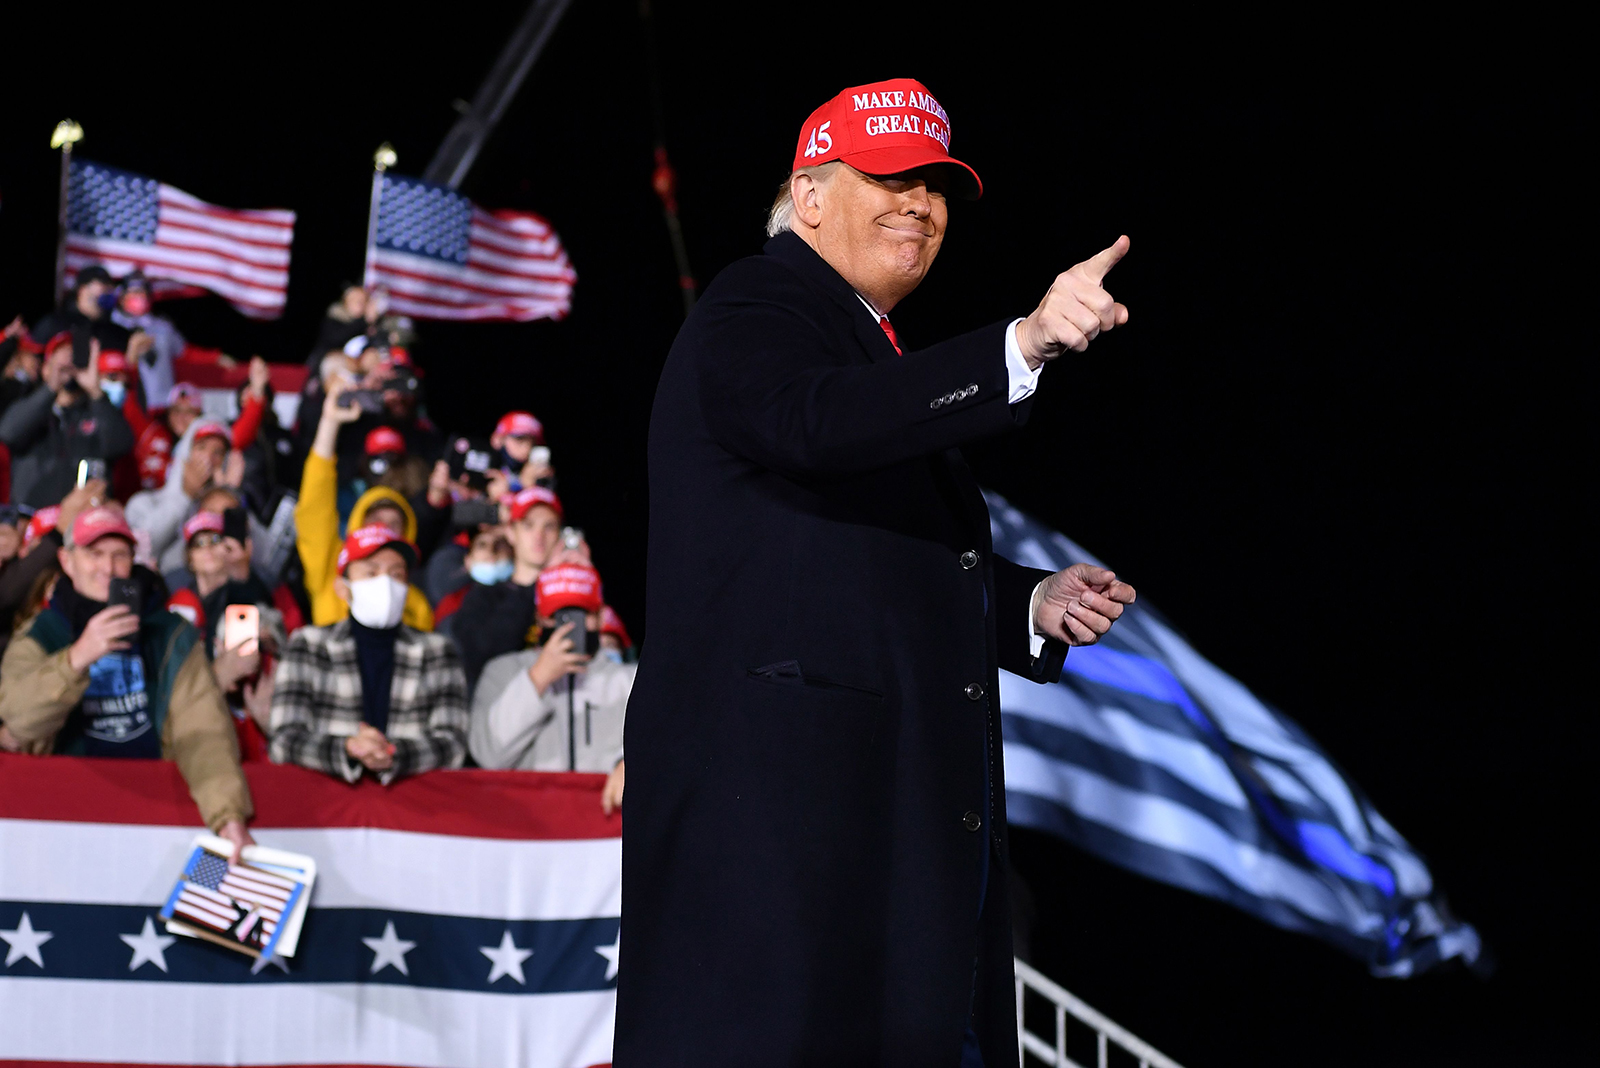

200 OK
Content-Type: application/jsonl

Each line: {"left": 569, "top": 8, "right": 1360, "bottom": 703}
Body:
{"left": 765, "top": 163, "right": 839, "bottom": 237}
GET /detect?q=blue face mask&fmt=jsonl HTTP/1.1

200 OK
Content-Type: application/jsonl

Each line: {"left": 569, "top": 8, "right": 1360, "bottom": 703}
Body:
{"left": 101, "top": 380, "right": 126, "bottom": 407}
{"left": 600, "top": 649, "right": 625, "bottom": 665}
{"left": 469, "top": 560, "right": 514, "bottom": 586}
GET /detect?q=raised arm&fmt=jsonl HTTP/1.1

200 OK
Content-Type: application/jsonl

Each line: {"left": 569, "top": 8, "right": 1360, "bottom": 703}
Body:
{"left": 696, "top": 267, "right": 1020, "bottom": 478}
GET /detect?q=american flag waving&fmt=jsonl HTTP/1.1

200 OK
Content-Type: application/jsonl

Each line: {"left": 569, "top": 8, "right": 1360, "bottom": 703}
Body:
{"left": 63, "top": 160, "right": 295, "bottom": 319}
{"left": 364, "top": 172, "right": 576, "bottom": 321}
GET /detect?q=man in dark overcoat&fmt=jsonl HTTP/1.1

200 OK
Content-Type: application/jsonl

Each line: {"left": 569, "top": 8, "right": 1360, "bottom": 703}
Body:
{"left": 616, "top": 78, "right": 1137, "bottom": 1067}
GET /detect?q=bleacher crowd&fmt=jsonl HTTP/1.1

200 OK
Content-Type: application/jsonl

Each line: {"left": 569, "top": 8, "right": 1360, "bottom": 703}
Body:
{"left": 0, "top": 268, "right": 630, "bottom": 852}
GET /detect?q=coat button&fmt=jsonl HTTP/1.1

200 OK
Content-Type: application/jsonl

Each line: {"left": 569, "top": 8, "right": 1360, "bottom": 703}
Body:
{"left": 964, "top": 682, "right": 984, "bottom": 701}
{"left": 962, "top": 811, "right": 982, "bottom": 832}
{"left": 960, "top": 550, "right": 978, "bottom": 569}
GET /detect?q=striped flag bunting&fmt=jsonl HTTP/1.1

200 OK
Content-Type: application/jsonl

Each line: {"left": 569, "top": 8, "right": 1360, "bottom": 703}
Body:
{"left": 0, "top": 755, "right": 617, "bottom": 1068}
{"left": 63, "top": 159, "right": 295, "bottom": 319}
{"left": 364, "top": 172, "right": 576, "bottom": 321}
{"left": 987, "top": 490, "right": 1482, "bottom": 976}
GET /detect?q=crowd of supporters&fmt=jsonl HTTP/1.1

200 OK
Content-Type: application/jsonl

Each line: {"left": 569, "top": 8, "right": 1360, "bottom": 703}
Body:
{"left": 0, "top": 270, "right": 631, "bottom": 850}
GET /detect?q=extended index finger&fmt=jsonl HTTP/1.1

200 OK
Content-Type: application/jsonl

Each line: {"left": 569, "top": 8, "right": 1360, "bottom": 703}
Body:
{"left": 1077, "top": 235, "right": 1130, "bottom": 285}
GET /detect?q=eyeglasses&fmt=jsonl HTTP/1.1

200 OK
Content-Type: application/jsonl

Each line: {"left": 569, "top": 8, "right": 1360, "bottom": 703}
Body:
{"left": 189, "top": 533, "right": 223, "bottom": 549}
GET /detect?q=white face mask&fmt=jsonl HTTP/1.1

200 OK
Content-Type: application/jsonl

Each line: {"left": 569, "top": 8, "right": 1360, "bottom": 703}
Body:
{"left": 348, "top": 575, "right": 407, "bottom": 629}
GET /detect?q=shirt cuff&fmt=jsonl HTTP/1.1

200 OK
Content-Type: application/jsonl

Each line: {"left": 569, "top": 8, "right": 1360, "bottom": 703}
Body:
{"left": 1004, "top": 318, "right": 1044, "bottom": 404}
{"left": 1028, "top": 579, "right": 1048, "bottom": 658}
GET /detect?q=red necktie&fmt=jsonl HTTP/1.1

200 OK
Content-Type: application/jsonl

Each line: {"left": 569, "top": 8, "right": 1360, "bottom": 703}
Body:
{"left": 878, "top": 316, "right": 902, "bottom": 356}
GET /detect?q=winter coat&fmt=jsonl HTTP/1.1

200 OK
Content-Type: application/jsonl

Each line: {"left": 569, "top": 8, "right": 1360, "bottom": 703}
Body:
{"left": 0, "top": 586, "right": 253, "bottom": 831}
{"left": 0, "top": 383, "right": 133, "bottom": 507}
{"left": 267, "top": 619, "right": 466, "bottom": 784}
{"left": 470, "top": 648, "right": 633, "bottom": 772}
{"left": 614, "top": 231, "right": 1067, "bottom": 1068}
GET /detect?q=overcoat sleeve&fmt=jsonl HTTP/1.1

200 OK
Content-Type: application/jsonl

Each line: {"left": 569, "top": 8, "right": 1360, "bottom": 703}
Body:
{"left": 993, "top": 554, "right": 1068, "bottom": 684}
{"left": 695, "top": 266, "right": 1020, "bottom": 478}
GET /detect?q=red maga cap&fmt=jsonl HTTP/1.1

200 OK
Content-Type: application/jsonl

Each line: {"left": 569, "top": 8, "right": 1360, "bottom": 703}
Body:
{"left": 506, "top": 485, "right": 563, "bottom": 522}
{"left": 599, "top": 603, "right": 632, "bottom": 648}
{"left": 43, "top": 330, "right": 74, "bottom": 356}
{"left": 98, "top": 350, "right": 131, "bottom": 376}
{"left": 182, "top": 511, "right": 225, "bottom": 544}
{"left": 71, "top": 506, "right": 135, "bottom": 549}
{"left": 337, "top": 523, "right": 418, "bottom": 574}
{"left": 494, "top": 411, "right": 545, "bottom": 442}
{"left": 166, "top": 383, "right": 203, "bottom": 410}
{"left": 365, "top": 426, "right": 407, "bottom": 457}
{"left": 792, "top": 78, "right": 980, "bottom": 199}
{"left": 536, "top": 562, "right": 603, "bottom": 617}
{"left": 191, "top": 421, "right": 230, "bottom": 446}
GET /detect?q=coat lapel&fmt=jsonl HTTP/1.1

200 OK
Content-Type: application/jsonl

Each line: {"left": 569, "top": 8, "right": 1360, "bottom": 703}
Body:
{"left": 764, "top": 232, "right": 901, "bottom": 365}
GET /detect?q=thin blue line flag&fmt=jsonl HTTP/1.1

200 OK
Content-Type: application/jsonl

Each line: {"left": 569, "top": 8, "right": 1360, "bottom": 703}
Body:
{"left": 989, "top": 491, "right": 1482, "bottom": 976}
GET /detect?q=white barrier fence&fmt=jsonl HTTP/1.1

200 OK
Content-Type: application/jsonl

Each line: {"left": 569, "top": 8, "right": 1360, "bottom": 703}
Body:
{"left": 1016, "top": 957, "right": 1187, "bottom": 1068}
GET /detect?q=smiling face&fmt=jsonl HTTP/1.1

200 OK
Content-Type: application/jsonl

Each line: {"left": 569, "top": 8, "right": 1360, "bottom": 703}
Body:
{"left": 59, "top": 535, "right": 134, "bottom": 603}
{"left": 793, "top": 163, "right": 949, "bottom": 313}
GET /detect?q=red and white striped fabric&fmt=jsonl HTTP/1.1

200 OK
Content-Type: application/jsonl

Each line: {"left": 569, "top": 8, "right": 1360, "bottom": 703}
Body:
{"left": 0, "top": 755, "right": 616, "bottom": 1068}
{"left": 63, "top": 159, "right": 294, "bottom": 319}
{"left": 364, "top": 172, "right": 575, "bottom": 321}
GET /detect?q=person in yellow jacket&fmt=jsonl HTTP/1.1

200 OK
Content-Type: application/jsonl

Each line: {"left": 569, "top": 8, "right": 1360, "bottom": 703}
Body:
{"left": 296, "top": 380, "right": 434, "bottom": 630}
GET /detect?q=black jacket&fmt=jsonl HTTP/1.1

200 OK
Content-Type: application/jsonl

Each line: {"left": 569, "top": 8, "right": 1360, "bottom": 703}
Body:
{"left": 451, "top": 579, "right": 540, "bottom": 694}
{"left": 0, "top": 384, "right": 134, "bottom": 507}
{"left": 615, "top": 232, "right": 1065, "bottom": 1068}
{"left": 28, "top": 306, "right": 131, "bottom": 353}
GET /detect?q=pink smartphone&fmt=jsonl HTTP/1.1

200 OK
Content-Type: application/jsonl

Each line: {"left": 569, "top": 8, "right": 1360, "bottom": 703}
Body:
{"left": 223, "top": 604, "right": 259, "bottom": 657}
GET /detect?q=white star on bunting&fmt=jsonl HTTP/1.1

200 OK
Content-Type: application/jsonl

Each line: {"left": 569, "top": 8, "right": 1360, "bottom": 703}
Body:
{"left": 120, "top": 916, "right": 176, "bottom": 973}
{"left": 594, "top": 931, "right": 620, "bottom": 980}
{"left": 480, "top": 929, "right": 534, "bottom": 985}
{"left": 363, "top": 920, "right": 417, "bottom": 976}
{"left": 1, "top": 912, "right": 54, "bottom": 968}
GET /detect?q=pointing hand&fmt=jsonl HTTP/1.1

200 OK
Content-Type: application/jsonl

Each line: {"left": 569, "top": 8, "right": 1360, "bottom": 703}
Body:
{"left": 1015, "top": 235, "right": 1131, "bottom": 368}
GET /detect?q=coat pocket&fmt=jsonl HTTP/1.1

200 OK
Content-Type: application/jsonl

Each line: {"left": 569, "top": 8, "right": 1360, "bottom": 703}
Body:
{"left": 747, "top": 660, "right": 885, "bottom": 705}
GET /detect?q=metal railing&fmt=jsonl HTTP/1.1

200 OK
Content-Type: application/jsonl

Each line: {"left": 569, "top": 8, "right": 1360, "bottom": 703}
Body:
{"left": 1015, "top": 958, "right": 1186, "bottom": 1068}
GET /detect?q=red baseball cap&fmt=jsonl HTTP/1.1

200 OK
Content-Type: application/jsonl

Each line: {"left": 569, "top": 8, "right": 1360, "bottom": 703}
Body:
{"left": 365, "top": 426, "right": 407, "bottom": 457}
{"left": 166, "top": 383, "right": 203, "bottom": 410}
{"left": 792, "top": 78, "right": 980, "bottom": 199}
{"left": 336, "top": 523, "right": 419, "bottom": 574}
{"left": 191, "top": 421, "right": 230, "bottom": 447}
{"left": 494, "top": 411, "right": 544, "bottom": 442}
{"left": 24, "top": 506, "right": 61, "bottom": 546}
{"left": 599, "top": 604, "right": 633, "bottom": 648}
{"left": 70, "top": 506, "right": 135, "bottom": 549}
{"left": 43, "top": 330, "right": 74, "bottom": 356}
{"left": 182, "top": 511, "right": 225, "bottom": 544}
{"left": 506, "top": 485, "right": 563, "bottom": 522}
{"left": 98, "top": 350, "right": 131, "bottom": 376}
{"left": 536, "top": 562, "right": 603, "bottom": 617}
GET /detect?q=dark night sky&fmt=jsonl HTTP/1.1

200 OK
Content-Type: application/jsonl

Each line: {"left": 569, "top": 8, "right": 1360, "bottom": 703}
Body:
{"left": 2, "top": 5, "right": 1585, "bottom": 1063}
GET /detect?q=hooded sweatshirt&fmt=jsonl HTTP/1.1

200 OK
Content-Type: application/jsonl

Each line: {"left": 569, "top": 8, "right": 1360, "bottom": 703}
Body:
{"left": 125, "top": 420, "right": 271, "bottom": 575}
{"left": 294, "top": 450, "right": 433, "bottom": 629}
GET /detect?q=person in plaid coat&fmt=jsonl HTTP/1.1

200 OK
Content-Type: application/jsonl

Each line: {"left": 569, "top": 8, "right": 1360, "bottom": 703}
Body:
{"left": 267, "top": 524, "right": 466, "bottom": 784}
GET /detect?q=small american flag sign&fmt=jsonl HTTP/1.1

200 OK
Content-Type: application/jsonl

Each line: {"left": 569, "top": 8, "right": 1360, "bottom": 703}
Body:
{"left": 160, "top": 837, "right": 313, "bottom": 963}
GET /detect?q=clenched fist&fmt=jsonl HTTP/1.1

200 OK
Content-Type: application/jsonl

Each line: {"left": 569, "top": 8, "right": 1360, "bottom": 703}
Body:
{"left": 1015, "top": 236, "right": 1130, "bottom": 368}
{"left": 1033, "top": 563, "right": 1137, "bottom": 647}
